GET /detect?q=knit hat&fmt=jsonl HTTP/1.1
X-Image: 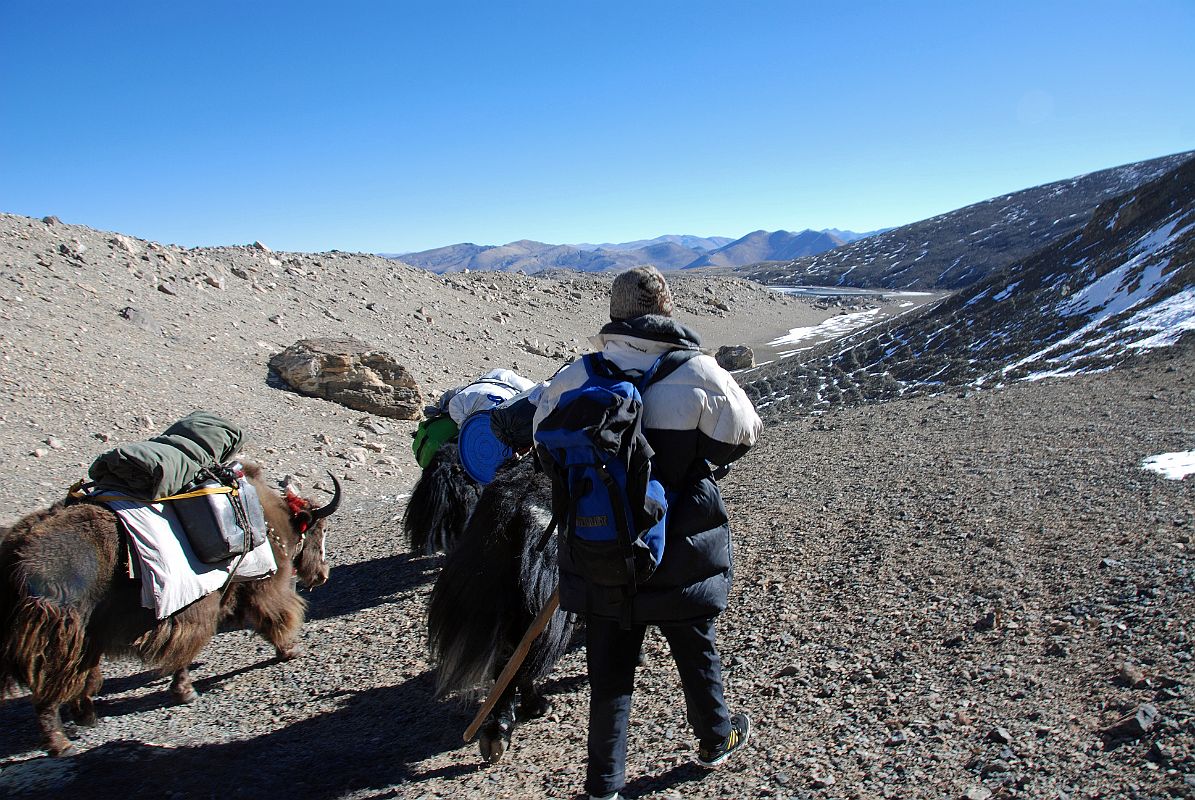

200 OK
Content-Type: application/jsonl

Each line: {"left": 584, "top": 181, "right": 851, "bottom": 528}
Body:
{"left": 609, "top": 266, "right": 674, "bottom": 321}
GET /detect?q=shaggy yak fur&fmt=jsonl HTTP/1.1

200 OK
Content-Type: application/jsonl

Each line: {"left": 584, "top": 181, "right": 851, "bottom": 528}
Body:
{"left": 426, "top": 455, "right": 577, "bottom": 764}
{"left": 0, "top": 463, "right": 339, "bottom": 757}
{"left": 402, "top": 442, "right": 480, "bottom": 556}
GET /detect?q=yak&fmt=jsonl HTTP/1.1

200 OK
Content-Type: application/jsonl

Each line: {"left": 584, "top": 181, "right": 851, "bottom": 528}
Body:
{"left": 0, "top": 462, "right": 340, "bottom": 757}
{"left": 401, "top": 442, "right": 480, "bottom": 556}
{"left": 425, "top": 455, "right": 578, "bottom": 764}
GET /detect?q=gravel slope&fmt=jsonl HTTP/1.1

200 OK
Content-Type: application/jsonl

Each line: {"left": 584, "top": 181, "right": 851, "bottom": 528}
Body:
{"left": 0, "top": 213, "right": 1191, "bottom": 799}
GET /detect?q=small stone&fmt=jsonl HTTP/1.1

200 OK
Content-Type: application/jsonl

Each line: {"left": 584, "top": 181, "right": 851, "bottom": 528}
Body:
{"left": 810, "top": 770, "right": 835, "bottom": 789}
{"left": 364, "top": 441, "right": 385, "bottom": 453}
{"left": 987, "top": 726, "right": 1014, "bottom": 745}
{"left": 42, "top": 215, "right": 60, "bottom": 225}
{"left": 157, "top": 281, "right": 178, "bottom": 296}
{"left": 120, "top": 306, "right": 160, "bottom": 334}
{"left": 132, "top": 415, "right": 155, "bottom": 431}
{"left": 1101, "top": 703, "right": 1159, "bottom": 740}
{"left": 962, "top": 788, "right": 993, "bottom": 800}
{"left": 252, "top": 241, "right": 272, "bottom": 252}
{"left": 359, "top": 419, "right": 391, "bottom": 436}
{"left": 973, "top": 611, "right": 997, "bottom": 631}
{"left": 59, "top": 240, "right": 87, "bottom": 260}
{"left": 1118, "top": 662, "right": 1147, "bottom": 688}
{"left": 203, "top": 274, "right": 226, "bottom": 289}
{"left": 32, "top": 447, "right": 49, "bottom": 458}
{"left": 344, "top": 447, "right": 369, "bottom": 464}
{"left": 715, "top": 344, "right": 754, "bottom": 370}
{"left": 110, "top": 234, "right": 141, "bottom": 254}
{"left": 46, "top": 437, "right": 64, "bottom": 450}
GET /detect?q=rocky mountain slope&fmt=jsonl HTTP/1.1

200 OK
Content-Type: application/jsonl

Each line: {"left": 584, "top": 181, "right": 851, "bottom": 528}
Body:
{"left": 741, "top": 150, "right": 1194, "bottom": 291}
{"left": 0, "top": 208, "right": 1191, "bottom": 800}
{"left": 742, "top": 156, "right": 1195, "bottom": 422}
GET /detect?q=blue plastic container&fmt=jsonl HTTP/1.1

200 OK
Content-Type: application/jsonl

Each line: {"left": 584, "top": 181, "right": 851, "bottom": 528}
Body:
{"left": 458, "top": 410, "right": 513, "bottom": 484}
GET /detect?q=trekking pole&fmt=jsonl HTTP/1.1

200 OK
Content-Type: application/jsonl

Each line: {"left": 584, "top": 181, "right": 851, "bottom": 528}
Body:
{"left": 463, "top": 587, "right": 561, "bottom": 742}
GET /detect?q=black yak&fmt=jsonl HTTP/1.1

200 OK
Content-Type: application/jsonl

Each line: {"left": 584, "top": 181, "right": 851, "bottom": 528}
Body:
{"left": 0, "top": 463, "right": 340, "bottom": 757}
{"left": 425, "top": 455, "right": 577, "bottom": 763}
{"left": 401, "top": 442, "right": 480, "bottom": 556}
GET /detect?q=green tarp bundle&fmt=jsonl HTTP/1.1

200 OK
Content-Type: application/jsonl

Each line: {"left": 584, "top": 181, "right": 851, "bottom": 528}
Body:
{"left": 88, "top": 411, "right": 245, "bottom": 500}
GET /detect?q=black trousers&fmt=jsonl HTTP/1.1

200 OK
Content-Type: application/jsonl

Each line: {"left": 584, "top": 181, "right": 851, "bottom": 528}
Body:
{"left": 584, "top": 615, "right": 731, "bottom": 797}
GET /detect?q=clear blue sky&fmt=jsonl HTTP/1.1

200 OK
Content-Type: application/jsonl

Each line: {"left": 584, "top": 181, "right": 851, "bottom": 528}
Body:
{"left": 2, "top": 1, "right": 1192, "bottom": 253}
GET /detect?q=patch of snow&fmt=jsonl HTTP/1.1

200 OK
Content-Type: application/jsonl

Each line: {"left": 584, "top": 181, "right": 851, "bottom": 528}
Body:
{"left": 1060, "top": 246, "right": 1177, "bottom": 319}
{"left": 993, "top": 281, "right": 1022, "bottom": 302}
{"left": 1124, "top": 287, "right": 1195, "bottom": 349}
{"left": 1141, "top": 451, "right": 1195, "bottom": 480}
{"left": 964, "top": 288, "right": 991, "bottom": 307}
{"left": 769, "top": 308, "right": 883, "bottom": 347}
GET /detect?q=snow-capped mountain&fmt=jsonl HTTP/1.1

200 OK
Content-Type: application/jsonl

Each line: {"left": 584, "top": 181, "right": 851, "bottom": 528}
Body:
{"left": 743, "top": 154, "right": 1195, "bottom": 420}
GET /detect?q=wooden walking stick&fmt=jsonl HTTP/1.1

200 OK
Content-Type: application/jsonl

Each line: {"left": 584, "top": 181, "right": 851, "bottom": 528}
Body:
{"left": 463, "top": 587, "right": 561, "bottom": 742}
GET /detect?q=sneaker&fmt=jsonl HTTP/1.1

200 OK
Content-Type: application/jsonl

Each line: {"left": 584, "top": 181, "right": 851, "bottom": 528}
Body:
{"left": 589, "top": 794, "right": 621, "bottom": 800}
{"left": 697, "top": 712, "right": 751, "bottom": 768}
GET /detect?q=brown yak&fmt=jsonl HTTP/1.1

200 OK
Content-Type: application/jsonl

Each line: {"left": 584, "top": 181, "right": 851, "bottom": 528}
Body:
{"left": 0, "top": 462, "right": 340, "bottom": 757}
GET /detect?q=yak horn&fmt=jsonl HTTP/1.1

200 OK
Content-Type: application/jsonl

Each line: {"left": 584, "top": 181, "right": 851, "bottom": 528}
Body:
{"left": 309, "top": 472, "right": 342, "bottom": 520}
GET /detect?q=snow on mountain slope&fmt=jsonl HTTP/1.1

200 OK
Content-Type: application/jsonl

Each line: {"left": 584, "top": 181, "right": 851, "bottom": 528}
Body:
{"left": 741, "top": 156, "right": 1195, "bottom": 419}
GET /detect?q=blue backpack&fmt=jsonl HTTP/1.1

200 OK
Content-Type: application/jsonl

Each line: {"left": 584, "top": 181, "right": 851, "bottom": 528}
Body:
{"left": 534, "top": 349, "right": 698, "bottom": 592}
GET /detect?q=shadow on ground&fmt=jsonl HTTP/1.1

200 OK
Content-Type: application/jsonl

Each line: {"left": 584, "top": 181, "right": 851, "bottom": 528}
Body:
{"left": 0, "top": 670, "right": 477, "bottom": 800}
{"left": 305, "top": 552, "right": 439, "bottom": 621}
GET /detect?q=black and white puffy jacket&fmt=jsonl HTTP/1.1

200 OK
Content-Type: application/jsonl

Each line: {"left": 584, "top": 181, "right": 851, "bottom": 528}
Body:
{"left": 531, "top": 315, "right": 762, "bottom": 623}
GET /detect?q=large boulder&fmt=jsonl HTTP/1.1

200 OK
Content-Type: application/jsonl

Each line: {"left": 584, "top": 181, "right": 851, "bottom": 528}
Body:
{"left": 270, "top": 337, "right": 424, "bottom": 419}
{"left": 715, "top": 344, "right": 755, "bottom": 371}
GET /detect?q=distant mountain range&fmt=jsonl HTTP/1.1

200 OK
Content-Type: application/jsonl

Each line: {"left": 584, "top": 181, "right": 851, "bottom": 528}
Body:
{"left": 743, "top": 153, "right": 1195, "bottom": 420}
{"left": 742, "top": 151, "right": 1194, "bottom": 291}
{"left": 388, "top": 229, "right": 875, "bottom": 275}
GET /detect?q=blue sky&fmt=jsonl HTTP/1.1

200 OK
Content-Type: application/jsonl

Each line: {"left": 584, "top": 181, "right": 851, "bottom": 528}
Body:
{"left": 2, "top": 1, "right": 1193, "bottom": 254}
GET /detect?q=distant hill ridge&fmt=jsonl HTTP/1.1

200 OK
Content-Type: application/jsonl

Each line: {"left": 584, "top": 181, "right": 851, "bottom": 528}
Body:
{"left": 741, "top": 150, "right": 1195, "bottom": 291}
{"left": 390, "top": 229, "right": 874, "bottom": 275}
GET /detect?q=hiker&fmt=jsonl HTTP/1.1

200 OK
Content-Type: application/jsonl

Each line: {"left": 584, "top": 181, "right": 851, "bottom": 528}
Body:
{"left": 531, "top": 266, "right": 762, "bottom": 800}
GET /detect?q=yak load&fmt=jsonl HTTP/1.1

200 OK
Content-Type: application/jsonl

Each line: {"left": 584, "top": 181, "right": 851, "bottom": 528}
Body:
{"left": 404, "top": 368, "right": 537, "bottom": 555}
{"left": 0, "top": 411, "right": 341, "bottom": 757}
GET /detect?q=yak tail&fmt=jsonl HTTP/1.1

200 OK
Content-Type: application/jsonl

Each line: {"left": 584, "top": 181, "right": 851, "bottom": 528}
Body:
{"left": 1, "top": 597, "right": 91, "bottom": 704}
{"left": 426, "top": 457, "right": 571, "bottom": 699}
{"left": 426, "top": 523, "right": 504, "bottom": 697}
{"left": 403, "top": 444, "right": 480, "bottom": 556}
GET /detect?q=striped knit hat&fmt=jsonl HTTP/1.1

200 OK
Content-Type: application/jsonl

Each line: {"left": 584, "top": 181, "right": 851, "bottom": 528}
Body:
{"left": 609, "top": 266, "right": 674, "bottom": 321}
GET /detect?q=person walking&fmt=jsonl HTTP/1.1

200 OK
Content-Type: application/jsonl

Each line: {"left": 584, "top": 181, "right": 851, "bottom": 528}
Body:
{"left": 532, "top": 266, "right": 762, "bottom": 800}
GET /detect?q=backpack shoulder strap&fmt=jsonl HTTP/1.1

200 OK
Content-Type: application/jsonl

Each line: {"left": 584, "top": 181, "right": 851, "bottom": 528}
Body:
{"left": 640, "top": 348, "right": 701, "bottom": 390}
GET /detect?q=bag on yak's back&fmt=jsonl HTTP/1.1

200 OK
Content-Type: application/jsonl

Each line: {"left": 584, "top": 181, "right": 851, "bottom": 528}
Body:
{"left": 412, "top": 413, "right": 459, "bottom": 469}
{"left": 171, "top": 462, "right": 268, "bottom": 564}
{"left": 534, "top": 349, "right": 697, "bottom": 592}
